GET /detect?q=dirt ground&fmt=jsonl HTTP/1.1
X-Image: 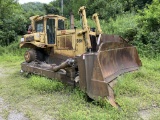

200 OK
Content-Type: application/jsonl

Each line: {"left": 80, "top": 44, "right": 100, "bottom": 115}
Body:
{"left": 0, "top": 97, "right": 28, "bottom": 120}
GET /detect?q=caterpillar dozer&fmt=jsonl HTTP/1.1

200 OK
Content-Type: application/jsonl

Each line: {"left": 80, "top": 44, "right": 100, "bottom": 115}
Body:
{"left": 20, "top": 6, "right": 142, "bottom": 107}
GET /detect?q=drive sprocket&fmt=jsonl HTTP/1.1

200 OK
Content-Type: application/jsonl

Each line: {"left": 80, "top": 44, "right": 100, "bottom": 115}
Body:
{"left": 24, "top": 49, "right": 44, "bottom": 63}
{"left": 24, "top": 49, "right": 37, "bottom": 63}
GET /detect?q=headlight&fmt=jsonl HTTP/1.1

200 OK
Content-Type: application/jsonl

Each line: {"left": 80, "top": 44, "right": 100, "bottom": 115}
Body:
{"left": 20, "top": 38, "right": 24, "bottom": 42}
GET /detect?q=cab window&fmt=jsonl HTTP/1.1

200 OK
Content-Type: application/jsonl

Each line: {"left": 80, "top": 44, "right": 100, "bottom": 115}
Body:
{"left": 35, "top": 19, "right": 43, "bottom": 32}
{"left": 58, "top": 19, "right": 65, "bottom": 30}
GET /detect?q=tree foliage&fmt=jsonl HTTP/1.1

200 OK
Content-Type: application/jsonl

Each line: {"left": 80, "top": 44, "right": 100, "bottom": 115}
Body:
{"left": 0, "top": 1, "right": 46, "bottom": 46}
{"left": 21, "top": 2, "right": 46, "bottom": 24}
{"left": 22, "top": 2, "right": 45, "bottom": 14}
{"left": 1, "top": 0, "right": 159, "bottom": 57}
{"left": 0, "top": 0, "right": 25, "bottom": 46}
{"left": 44, "top": 1, "right": 60, "bottom": 15}
{"left": 134, "top": 0, "right": 160, "bottom": 56}
{"left": 45, "top": 0, "right": 153, "bottom": 20}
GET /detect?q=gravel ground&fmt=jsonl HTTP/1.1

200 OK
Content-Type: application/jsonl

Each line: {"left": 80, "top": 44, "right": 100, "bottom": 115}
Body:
{"left": 0, "top": 66, "right": 29, "bottom": 120}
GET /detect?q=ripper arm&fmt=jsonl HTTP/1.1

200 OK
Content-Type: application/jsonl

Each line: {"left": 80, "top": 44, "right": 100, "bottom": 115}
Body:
{"left": 92, "top": 13, "right": 102, "bottom": 35}
{"left": 78, "top": 6, "right": 92, "bottom": 49}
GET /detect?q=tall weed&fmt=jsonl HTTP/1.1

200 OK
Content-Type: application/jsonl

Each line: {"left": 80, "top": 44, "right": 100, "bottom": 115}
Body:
{"left": 0, "top": 46, "right": 5, "bottom": 55}
{"left": 101, "top": 12, "right": 137, "bottom": 39}
{"left": 28, "top": 75, "right": 64, "bottom": 93}
{"left": 5, "top": 37, "right": 26, "bottom": 56}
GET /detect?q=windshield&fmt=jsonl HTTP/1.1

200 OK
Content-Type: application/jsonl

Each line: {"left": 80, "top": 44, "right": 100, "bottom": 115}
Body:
{"left": 58, "top": 19, "right": 65, "bottom": 30}
{"left": 35, "top": 19, "right": 43, "bottom": 32}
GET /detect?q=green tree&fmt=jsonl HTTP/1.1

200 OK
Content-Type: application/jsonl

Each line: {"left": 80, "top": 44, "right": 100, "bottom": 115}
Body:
{"left": 0, "top": 0, "right": 25, "bottom": 46}
{"left": 21, "top": 2, "right": 46, "bottom": 25}
{"left": 44, "top": 1, "right": 60, "bottom": 15}
{"left": 134, "top": 0, "right": 160, "bottom": 56}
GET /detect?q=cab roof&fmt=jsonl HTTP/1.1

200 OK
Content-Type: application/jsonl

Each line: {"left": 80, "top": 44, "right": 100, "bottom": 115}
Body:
{"left": 30, "top": 14, "right": 66, "bottom": 21}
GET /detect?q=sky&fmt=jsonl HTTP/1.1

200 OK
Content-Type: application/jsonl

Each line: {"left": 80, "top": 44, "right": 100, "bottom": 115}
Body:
{"left": 18, "top": 0, "right": 53, "bottom": 4}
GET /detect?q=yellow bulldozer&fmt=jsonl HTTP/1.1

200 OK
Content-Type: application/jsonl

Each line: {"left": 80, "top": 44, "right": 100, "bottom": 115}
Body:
{"left": 20, "top": 6, "right": 142, "bottom": 107}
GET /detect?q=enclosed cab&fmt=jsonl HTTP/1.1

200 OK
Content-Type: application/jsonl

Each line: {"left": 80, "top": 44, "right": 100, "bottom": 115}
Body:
{"left": 20, "top": 14, "right": 92, "bottom": 63}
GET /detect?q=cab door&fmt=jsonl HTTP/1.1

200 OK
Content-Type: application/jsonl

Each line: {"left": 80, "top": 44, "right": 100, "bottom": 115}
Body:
{"left": 46, "top": 18, "right": 55, "bottom": 44}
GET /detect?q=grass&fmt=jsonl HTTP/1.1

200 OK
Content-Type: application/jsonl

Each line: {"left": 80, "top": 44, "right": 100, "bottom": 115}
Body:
{"left": 28, "top": 76, "right": 65, "bottom": 93}
{"left": 0, "top": 10, "right": 159, "bottom": 119}
{"left": 0, "top": 47, "right": 160, "bottom": 120}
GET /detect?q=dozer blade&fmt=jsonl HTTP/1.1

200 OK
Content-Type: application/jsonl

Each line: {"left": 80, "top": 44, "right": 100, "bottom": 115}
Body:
{"left": 77, "top": 35, "right": 142, "bottom": 107}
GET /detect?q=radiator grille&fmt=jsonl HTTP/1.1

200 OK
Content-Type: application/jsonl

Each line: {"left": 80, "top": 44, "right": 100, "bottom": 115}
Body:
{"left": 57, "top": 35, "right": 73, "bottom": 50}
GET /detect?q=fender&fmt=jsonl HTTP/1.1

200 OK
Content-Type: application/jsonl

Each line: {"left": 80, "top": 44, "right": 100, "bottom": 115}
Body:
{"left": 20, "top": 42, "right": 47, "bottom": 48}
